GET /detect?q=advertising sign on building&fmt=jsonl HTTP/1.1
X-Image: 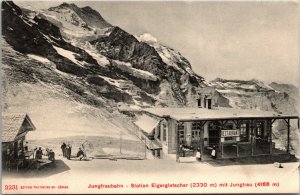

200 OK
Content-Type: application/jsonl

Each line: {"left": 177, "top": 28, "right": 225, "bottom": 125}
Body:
{"left": 221, "top": 130, "right": 240, "bottom": 137}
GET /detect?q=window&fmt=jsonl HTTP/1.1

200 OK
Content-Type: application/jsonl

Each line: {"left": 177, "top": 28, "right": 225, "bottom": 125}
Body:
{"left": 178, "top": 124, "right": 185, "bottom": 144}
{"left": 223, "top": 123, "right": 233, "bottom": 130}
{"left": 192, "top": 122, "right": 202, "bottom": 141}
{"left": 162, "top": 124, "right": 167, "bottom": 142}
{"left": 192, "top": 122, "right": 201, "bottom": 130}
{"left": 240, "top": 123, "right": 249, "bottom": 142}
{"left": 208, "top": 121, "right": 222, "bottom": 130}
{"left": 257, "top": 128, "right": 261, "bottom": 135}
{"left": 197, "top": 98, "right": 201, "bottom": 107}
{"left": 256, "top": 122, "right": 264, "bottom": 137}
{"left": 178, "top": 124, "right": 184, "bottom": 130}
{"left": 192, "top": 130, "right": 200, "bottom": 140}
{"left": 240, "top": 123, "right": 247, "bottom": 135}
{"left": 157, "top": 125, "right": 161, "bottom": 140}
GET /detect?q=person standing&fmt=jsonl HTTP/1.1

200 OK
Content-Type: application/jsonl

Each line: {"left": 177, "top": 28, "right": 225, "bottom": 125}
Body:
{"left": 66, "top": 144, "right": 72, "bottom": 160}
{"left": 196, "top": 147, "right": 202, "bottom": 161}
{"left": 61, "top": 142, "right": 66, "bottom": 158}
{"left": 211, "top": 145, "right": 217, "bottom": 159}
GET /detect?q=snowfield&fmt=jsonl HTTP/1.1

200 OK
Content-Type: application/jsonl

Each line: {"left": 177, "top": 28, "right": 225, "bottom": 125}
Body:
{"left": 70, "top": 40, "right": 110, "bottom": 66}
{"left": 112, "top": 60, "right": 158, "bottom": 81}
{"left": 27, "top": 54, "right": 51, "bottom": 63}
{"left": 53, "top": 46, "right": 85, "bottom": 66}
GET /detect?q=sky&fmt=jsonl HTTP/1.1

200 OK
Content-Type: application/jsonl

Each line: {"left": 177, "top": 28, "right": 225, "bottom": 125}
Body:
{"left": 15, "top": 1, "right": 299, "bottom": 86}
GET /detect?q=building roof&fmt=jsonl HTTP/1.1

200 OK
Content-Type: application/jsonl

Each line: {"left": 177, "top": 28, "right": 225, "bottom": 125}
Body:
{"left": 2, "top": 113, "right": 36, "bottom": 142}
{"left": 144, "top": 107, "right": 299, "bottom": 122}
{"left": 134, "top": 114, "right": 160, "bottom": 133}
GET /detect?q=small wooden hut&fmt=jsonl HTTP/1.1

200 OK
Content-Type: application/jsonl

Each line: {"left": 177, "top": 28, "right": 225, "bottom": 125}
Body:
{"left": 2, "top": 113, "right": 36, "bottom": 170}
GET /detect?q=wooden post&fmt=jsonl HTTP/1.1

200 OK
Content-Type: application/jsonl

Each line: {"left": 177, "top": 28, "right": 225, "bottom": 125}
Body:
{"left": 251, "top": 120, "right": 254, "bottom": 156}
{"left": 200, "top": 128, "right": 203, "bottom": 157}
{"left": 219, "top": 121, "right": 225, "bottom": 153}
{"left": 236, "top": 142, "right": 239, "bottom": 158}
{"left": 144, "top": 140, "right": 147, "bottom": 159}
{"left": 176, "top": 122, "right": 180, "bottom": 163}
{"left": 287, "top": 119, "right": 290, "bottom": 153}
{"left": 221, "top": 143, "right": 223, "bottom": 158}
{"left": 269, "top": 120, "right": 273, "bottom": 155}
{"left": 236, "top": 120, "right": 240, "bottom": 158}
{"left": 120, "top": 132, "right": 122, "bottom": 154}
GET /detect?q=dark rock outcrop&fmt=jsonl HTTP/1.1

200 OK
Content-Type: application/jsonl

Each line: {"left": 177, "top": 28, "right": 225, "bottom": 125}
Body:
{"left": 91, "top": 27, "right": 168, "bottom": 79}
{"left": 2, "top": 1, "right": 57, "bottom": 57}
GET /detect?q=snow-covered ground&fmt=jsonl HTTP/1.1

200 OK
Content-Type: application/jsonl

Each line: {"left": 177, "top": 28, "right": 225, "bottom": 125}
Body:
{"left": 2, "top": 153, "right": 299, "bottom": 194}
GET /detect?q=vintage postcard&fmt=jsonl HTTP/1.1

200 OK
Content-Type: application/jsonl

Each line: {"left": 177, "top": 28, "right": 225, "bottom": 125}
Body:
{"left": 1, "top": 0, "right": 299, "bottom": 194}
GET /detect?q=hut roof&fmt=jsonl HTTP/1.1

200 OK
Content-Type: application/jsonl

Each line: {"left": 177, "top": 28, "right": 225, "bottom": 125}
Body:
{"left": 2, "top": 113, "right": 36, "bottom": 142}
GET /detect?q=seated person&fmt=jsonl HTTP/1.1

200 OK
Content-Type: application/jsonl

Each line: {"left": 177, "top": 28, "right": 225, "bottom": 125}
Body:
{"left": 24, "top": 142, "right": 29, "bottom": 152}
{"left": 76, "top": 148, "right": 85, "bottom": 161}
{"left": 48, "top": 149, "right": 55, "bottom": 161}
{"left": 35, "top": 147, "right": 43, "bottom": 160}
{"left": 18, "top": 148, "right": 24, "bottom": 160}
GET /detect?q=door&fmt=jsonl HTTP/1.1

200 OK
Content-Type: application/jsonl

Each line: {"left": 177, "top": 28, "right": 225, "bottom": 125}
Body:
{"left": 209, "top": 129, "right": 220, "bottom": 146}
{"left": 255, "top": 121, "right": 265, "bottom": 145}
{"left": 14, "top": 142, "right": 18, "bottom": 159}
{"left": 191, "top": 129, "right": 201, "bottom": 148}
{"left": 208, "top": 121, "right": 221, "bottom": 147}
{"left": 255, "top": 122, "right": 264, "bottom": 138}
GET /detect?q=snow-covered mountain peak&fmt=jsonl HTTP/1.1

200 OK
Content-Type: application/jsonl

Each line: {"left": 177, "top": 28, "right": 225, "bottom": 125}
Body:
{"left": 55, "top": 2, "right": 78, "bottom": 9}
{"left": 137, "top": 33, "right": 158, "bottom": 44}
{"left": 36, "top": 2, "right": 113, "bottom": 40}
{"left": 48, "top": 2, "right": 112, "bottom": 28}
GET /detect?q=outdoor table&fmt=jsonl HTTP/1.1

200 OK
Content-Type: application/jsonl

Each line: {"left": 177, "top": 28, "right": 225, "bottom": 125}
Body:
{"left": 24, "top": 151, "right": 34, "bottom": 159}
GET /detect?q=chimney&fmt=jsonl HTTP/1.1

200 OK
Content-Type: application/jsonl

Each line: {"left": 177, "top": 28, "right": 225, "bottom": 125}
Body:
{"left": 207, "top": 99, "right": 212, "bottom": 109}
{"left": 197, "top": 98, "right": 201, "bottom": 108}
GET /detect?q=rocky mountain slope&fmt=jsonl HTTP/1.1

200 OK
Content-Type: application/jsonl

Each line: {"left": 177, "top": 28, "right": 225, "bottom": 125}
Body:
{"left": 210, "top": 78, "right": 298, "bottom": 115}
{"left": 210, "top": 78, "right": 299, "bottom": 156}
{"left": 3, "top": 1, "right": 210, "bottom": 109}
{"left": 1, "top": 1, "right": 213, "bottom": 141}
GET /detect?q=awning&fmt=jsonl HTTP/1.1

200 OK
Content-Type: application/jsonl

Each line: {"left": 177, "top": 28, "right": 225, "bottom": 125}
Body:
{"left": 134, "top": 114, "right": 161, "bottom": 133}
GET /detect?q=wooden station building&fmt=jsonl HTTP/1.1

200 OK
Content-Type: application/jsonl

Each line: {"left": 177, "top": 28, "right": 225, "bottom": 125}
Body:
{"left": 134, "top": 105, "right": 299, "bottom": 161}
